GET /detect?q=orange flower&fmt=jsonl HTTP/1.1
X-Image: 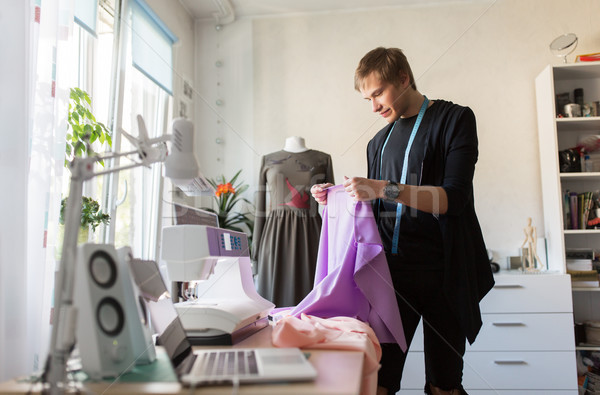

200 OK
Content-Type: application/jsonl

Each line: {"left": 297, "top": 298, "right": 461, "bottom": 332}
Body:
{"left": 215, "top": 182, "right": 236, "bottom": 197}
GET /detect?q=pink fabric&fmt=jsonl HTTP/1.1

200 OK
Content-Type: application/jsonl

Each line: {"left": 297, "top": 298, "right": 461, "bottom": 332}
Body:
{"left": 272, "top": 314, "right": 381, "bottom": 395}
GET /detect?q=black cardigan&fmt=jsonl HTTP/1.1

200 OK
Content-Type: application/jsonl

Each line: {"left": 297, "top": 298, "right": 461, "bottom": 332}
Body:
{"left": 367, "top": 99, "right": 495, "bottom": 344}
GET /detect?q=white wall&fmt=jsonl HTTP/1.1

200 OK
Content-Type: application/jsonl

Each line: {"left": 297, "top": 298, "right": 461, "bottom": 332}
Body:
{"left": 194, "top": 19, "right": 255, "bottom": 188}
{"left": 193, "top": 0, "right": 600, "bottom": 264}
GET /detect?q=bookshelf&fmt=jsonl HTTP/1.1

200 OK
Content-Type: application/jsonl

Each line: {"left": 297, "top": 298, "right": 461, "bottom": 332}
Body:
{"left": 536, "top": 62, "right": 600, "bottom": 273}
{"left": 536, "top": 62, "right": 600, "bottom": 390}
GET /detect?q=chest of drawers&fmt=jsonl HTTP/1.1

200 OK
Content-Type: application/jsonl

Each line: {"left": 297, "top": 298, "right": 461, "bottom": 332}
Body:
{"left": 398, "top": 272, "right": 578, "bottom": 394}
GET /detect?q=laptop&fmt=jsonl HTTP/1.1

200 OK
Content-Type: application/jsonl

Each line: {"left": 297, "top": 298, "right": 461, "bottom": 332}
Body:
{"left": 130, "top": 258, "right": 317, "bottom": 386}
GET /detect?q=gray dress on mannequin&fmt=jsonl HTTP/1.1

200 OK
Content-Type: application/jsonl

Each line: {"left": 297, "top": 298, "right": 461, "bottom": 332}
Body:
{"left": 252, "top": 149, "right": 334, "bottom": 307}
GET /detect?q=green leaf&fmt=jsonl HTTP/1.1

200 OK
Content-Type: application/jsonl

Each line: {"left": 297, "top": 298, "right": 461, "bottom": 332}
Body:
{"left": 229, "top": 169, "right": 243, "bottom": 185}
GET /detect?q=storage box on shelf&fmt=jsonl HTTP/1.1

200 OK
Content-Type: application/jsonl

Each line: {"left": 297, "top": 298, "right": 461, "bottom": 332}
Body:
{"left": 398, "top": 272, "right": 577, "bottom": 394}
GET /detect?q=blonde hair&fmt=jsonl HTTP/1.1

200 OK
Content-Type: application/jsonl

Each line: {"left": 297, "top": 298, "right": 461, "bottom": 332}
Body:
{"left": 354, "top": 47, "right": 417, "bottom": 91}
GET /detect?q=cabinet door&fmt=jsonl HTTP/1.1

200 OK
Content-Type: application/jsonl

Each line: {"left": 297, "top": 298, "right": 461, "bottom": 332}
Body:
{"left": 572, "top": 290, "right": 600, "bottom": 322}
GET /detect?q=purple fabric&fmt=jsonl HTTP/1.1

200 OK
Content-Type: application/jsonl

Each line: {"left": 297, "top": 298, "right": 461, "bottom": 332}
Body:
{"left": 289, "top": 185, "right": 406, "bottom": 349}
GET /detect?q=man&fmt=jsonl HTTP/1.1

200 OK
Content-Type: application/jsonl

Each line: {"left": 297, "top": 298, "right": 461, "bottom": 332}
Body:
{"left": 311, "top": 47, "right": 494, "bottom": 395}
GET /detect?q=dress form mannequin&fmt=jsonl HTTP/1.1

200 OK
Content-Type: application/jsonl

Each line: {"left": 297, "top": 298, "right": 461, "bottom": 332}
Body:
{"left": 283, "top": 136, "right": 309, "bottom": 153}
{"left": 254, "top": 143, "right": 334, "bottom": 307}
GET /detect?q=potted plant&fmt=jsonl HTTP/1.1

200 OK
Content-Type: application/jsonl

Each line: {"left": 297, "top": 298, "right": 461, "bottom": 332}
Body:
{"left": 59, "top": 196, "right": 110, "bottom": 243}
{"left": 202, "top": 169, "right": 254, "bottom": 240}
{"left": 65, "top": 87, "right": 112, "bottom": 166}
{"left": 61, "top": 87, "right": 112, "bottom": 244}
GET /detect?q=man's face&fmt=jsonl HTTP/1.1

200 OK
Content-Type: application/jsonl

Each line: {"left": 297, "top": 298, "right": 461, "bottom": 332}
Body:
{"left": 360, "top": 72, "right": 409, "bottom": 123}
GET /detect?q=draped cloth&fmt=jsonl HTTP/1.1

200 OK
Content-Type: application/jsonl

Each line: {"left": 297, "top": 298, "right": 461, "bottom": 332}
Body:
{"left": 272, "top": 314, "right": 381, "bottom": 395}
{"left": 288, "top": 185, "right": 406, "bottom": 348}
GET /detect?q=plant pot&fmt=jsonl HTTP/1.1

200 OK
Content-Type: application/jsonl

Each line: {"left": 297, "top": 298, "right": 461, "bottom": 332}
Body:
{"left": 55, "top": 225, "right": 91, "bottom": 260}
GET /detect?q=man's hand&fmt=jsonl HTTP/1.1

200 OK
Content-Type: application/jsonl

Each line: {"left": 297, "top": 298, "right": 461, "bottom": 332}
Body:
{"left": 342, "top": 177, "right": 386, "bottom": 202}
{"left": 310, "top": 183, "right": 334, "bottom": 205}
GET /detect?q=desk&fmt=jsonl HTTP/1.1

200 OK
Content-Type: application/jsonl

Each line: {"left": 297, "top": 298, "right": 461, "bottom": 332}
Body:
{"left": 0, "top": 326, "right": 364, "bottom": 394}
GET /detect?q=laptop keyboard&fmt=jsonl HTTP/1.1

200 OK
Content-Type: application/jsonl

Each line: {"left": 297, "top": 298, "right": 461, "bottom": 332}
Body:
{"left": 193, "top": 350, "right": 259, "bottom": 379}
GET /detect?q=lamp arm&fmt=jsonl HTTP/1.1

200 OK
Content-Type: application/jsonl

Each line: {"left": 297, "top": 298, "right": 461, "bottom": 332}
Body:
{"left": 44, "top": 158, "right": 86, "bottom": 394}
{"left": 44, "top": 116, "right": 199, "bottom": 393}
{"left": 147, "top": 134, "right": 171, "bottom": 144}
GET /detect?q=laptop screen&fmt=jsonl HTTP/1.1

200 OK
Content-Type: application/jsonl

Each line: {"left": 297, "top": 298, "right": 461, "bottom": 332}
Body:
{"left": 128, "top": 258, "right": 194, "bottom": 373}
{"left": 173, "top": 203, "right": 219, "bottom": 227}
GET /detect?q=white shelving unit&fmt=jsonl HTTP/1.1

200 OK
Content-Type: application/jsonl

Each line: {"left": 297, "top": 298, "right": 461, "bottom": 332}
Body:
{"left": 536, "top": 62, "right": 600, "bottom": 365}
{"left": 536, "top": 62, "right": 600, "bottom": 272}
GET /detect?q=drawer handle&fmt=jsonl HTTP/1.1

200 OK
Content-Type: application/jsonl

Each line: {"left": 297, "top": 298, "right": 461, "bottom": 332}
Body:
{"left": 492, "top": 322, "right": 525, "bottom": 327}
{"left": 494, "top": 360, "right": 527, "bottom": 365}
{"left": 493, "top": 284, "right": 524, "bottom": 289}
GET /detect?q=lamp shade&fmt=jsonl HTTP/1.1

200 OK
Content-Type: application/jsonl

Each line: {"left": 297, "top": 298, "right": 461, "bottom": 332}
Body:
{"left": 165, "top": 118, "right": 200, "bottom": 181}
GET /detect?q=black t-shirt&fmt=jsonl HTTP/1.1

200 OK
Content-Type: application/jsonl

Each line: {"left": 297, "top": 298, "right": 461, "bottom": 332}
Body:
{"left": 376, "top": 101, "right": 444, "bottom": 269}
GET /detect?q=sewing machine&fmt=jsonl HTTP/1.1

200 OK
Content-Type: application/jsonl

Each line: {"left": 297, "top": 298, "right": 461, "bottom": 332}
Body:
{"left": 161, "top": 224, "right": 274, "bottom": 345}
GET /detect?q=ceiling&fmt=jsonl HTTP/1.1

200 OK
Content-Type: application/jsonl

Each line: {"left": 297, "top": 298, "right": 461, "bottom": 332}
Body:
{"left": 179, "top": 0, "right": 457, "bottom": 21}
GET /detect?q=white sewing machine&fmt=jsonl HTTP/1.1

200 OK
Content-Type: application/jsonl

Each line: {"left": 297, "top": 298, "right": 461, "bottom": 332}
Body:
{"left": 161, "top": 225, "right": 274, "bottom": 345}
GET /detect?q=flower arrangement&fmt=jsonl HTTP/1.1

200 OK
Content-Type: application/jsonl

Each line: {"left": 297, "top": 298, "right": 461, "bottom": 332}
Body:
{"left": 203, "top": 170, "right": 254, "bottom": 236}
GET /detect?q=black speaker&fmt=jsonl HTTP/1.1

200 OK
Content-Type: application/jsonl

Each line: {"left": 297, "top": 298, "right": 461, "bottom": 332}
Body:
{"left": 74, "top": 244, "right": 156, "bottom": 379}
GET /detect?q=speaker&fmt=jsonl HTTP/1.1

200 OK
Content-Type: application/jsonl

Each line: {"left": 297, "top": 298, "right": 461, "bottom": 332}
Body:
{"left": 74, "top": 244, "right": 156, "bottom": 379}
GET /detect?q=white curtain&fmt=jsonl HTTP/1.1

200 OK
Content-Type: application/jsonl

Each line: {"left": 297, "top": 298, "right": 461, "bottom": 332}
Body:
{"left": 0, "top": 0, "right": 74, "bottom": 381}
{"left": 0, "top": 0, "right": 31, "bottom": 382}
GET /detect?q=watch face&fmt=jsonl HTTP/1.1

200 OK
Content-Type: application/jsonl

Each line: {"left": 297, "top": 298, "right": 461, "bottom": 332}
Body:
{"left": 384, "top": 183, "right": 400, "bottom": 200}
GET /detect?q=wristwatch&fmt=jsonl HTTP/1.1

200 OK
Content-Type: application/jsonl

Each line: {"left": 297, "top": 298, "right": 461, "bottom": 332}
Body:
{"left": 383, "top": 181, "right": 403, "bottom": 201}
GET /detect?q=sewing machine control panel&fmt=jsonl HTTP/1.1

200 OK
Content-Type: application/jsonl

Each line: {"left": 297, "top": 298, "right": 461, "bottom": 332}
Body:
{"left": 206, "top": 226, "right": 249, "bottom": 257}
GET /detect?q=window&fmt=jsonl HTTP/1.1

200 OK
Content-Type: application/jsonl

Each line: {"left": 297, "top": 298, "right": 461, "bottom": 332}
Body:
{"left": 102, "top": 0, "right": 176, "bottom": 261}
{"left": 63, "top": 0, "right": 116, "bottom": 244}
{"left": 111, "top": 67, "right": 171, "bottom": 258}
{"left": 64, "top": 0, "right": 176, "bottom": 261}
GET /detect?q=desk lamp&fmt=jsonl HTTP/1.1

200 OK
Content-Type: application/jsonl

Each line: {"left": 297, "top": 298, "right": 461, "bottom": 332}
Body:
{"left": 43, "top": 115, "right": 207, "bottom": 394}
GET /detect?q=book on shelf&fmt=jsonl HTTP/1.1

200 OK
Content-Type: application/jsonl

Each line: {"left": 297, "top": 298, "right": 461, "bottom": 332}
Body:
{"left": 583, "top": 370, "right": 600, "bottom": 393}
{"left": 572, "top": 281, "right": 600, "bottom": 288}
{"left": 568, "top": 270, "right": 600, "bottom": 287}
{"left": 568, "top": 270, "right": 599, "bottom": 281}
{"left": 567, "top": 259, "right": 594, "bottom": 271}
{"left": 567, "top": 249, "right": 596, "bottom": 260}
{"left": 576, "top": 52, "right": 600, "bottom": 62}
{"left": 564, "top": 190, "right": 595, "bottom": 230}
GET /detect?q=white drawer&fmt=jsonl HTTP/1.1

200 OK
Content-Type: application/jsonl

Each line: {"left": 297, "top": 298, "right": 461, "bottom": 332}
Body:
{"left": 400, "top": 351, "right": 577, "bottom": 390}
{"left": 463, "top": 392, "right": 577, "bottom": 395}
{"left": 469, "top": 313, "right": 575, "bottom": 351}
{"left": 399, "top": 391, "right": 578, "bottom": 394}
{"left": 463, "top": 351, "right": 577, "bottom": 390}
{"left": 407, "top": 313, "right": 575, "bottom": 352}
{"left": 481, "top": 273, "right": 572, "bottom": 313}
